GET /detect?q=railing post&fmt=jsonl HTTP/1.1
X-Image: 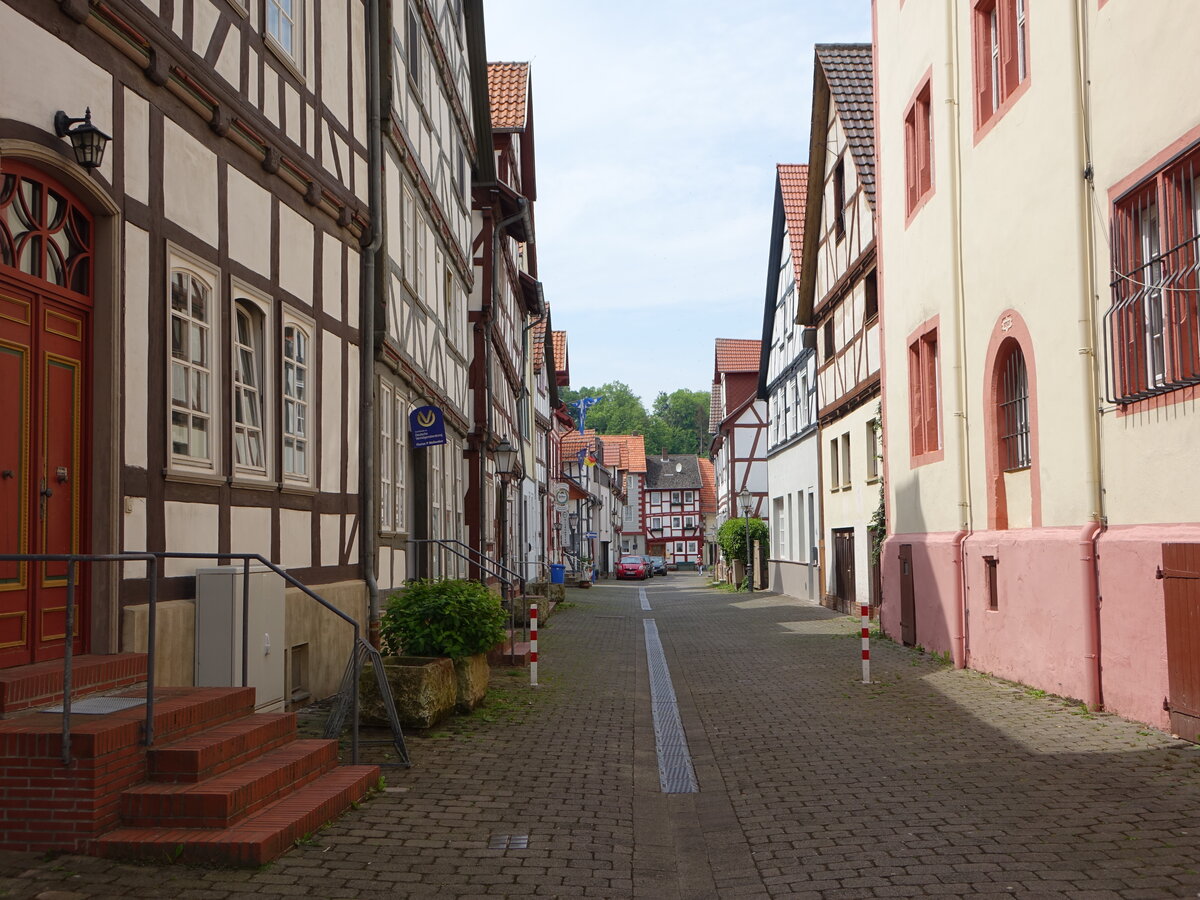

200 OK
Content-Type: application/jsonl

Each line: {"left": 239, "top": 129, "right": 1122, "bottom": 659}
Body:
{"left": 145, "top": 556, "right": 157, "bottom": 747}
{"left": 62, "top": 558, "right": 75, "bottom": 767}
{"left": 351, "top": 629, "right": 360, "bottom": 765}
{"left": 241, "top": 556, "right": 251, "bottom": 688}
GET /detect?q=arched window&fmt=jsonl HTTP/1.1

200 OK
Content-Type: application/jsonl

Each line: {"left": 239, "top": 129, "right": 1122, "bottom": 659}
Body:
{"left": 0, "top": 165, "right": 93, "bottom": 294}
{"left": 282, "top": 323, "right": 309, "bottom": 480}
{"left": 170, "top": 270, "right": 214, "bottom": 463}
{"left": 233, "top": 301, "right": 266, "bottom": 472}
{"left": 998, "top": 342, "right": 1030, "bottom": 471}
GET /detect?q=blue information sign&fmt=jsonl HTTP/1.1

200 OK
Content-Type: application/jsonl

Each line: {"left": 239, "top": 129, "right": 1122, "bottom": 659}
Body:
{"left": 409, "top": 405, "right": 447, "bottom": 448}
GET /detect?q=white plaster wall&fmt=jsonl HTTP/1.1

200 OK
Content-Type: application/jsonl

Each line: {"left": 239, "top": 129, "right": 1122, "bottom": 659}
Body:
{"left": 227, "top": 167, "right": 272, "bottom": 278}
{"left": 320, "top": 331, "right": 343, "bottom": 492}
{"left": 279, "top": 508, "right": 311, "bottom": 570}
{"left": 123, "top": 224, "right": 150, "bottom": 470}
{"left": 321, "top": 513, "right": 342, "bottom": 568}
{"left": 122, "top": 496, "right": 147, "bottom": 580}
{"left": 822, "top": 399, "right": 882, "bottom": 605}
{"left": 230, "top": 506, "right": 272, "bottom": 561}
{"left": 278, "top": 203, "right": 314, "bottom": 302}
{"left": 0, "top": 5, "right": 113, "bottom": 184}
{"left": 123, "top": 88, "right": 150, "bottom": 205}
{"left": 163, "top": 119, "right": 219, "bottom": 250}
{"left": 164, "top": 501, "right": 220, "bottom": 577}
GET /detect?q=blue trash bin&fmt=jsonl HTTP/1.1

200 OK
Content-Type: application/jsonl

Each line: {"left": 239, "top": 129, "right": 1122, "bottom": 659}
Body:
{"left": 549, "top": 564, "right": 565, "bottom": 585}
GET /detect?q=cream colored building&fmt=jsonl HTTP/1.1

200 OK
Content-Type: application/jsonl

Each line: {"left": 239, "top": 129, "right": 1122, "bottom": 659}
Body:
{"left": 875, "top": 0, "right": 1200, "bottom": 734}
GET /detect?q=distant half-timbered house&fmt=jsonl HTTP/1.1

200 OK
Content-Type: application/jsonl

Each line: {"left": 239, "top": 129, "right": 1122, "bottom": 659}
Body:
{"left": 0, "top": 0, "right": 373, "bottom": 699}
{"left": 759, "top": 164, "right": 821, "bottom": 602}
{"left": 643, "top": 454, "right": 705, "bottom": 570}
{"left": 799, "top": 44, "right": 880, "bottom": 615}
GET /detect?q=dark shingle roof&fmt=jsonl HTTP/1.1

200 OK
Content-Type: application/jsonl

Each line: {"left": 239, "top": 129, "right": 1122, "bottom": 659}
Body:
{"left": 645, "top": 454, "right": 702, "bottom": 490}
{"left": 815, "top": 44, "right": 875, "bottom": 208}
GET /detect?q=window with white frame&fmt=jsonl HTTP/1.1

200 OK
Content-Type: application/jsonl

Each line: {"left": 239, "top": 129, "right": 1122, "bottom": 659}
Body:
{"left": 380, "top": 383, "right": 394, "bottom": 531}
{"left": 650, "top": 516, "right": 661, "bottom": 530}
{"left": 169, "top": 263, "right": 217, "bottom": 467}
{"left": 431, "top": 439, "right": 443, "bottom": 571}
{"left": 841, "top": 433, "right": 851, "bottom": 489}
{"left": 800, "top": 372, "right": 811, "bottom": 427}
{"left": 415, "top": 213, "right": 427, "bottom": 300}
{"left": 866, "top": 418, "right": 880, "bottom": 482}
{"left": 684, "top": 491, "right": 694, "bottom": 504}
{"left": 406, "top": 5, "right": 423, "bottom": 94}
{"left": 394, "top": 394, "right": 407, "bottom": 531}
{"left": 671, "top": 490, "right": 681, "bottom": 505}
{"left": 232, "top": 298, "right": 268, "bottom": 475}
{"left": 675, "top": 542, "right": 685, "bottom": 553}
{"left": 403, "top": 187, "right": 415, "bottom": 289}
{"left": 266, "top": 0, "right": 303, "bottom": 69}
{"left": 671, "top": 516, "right": 682, "bottom": 529}
{"left": 282, "top": 320, "right": 310, "bottom": 482}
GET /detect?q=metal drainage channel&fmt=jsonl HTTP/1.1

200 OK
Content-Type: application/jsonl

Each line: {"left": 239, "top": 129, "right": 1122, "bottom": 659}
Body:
{"left": 642, "top": 619, "right": 699, "bottom": 793}
{"left": 639, "top": 587, "right": 652, "bottom": 611}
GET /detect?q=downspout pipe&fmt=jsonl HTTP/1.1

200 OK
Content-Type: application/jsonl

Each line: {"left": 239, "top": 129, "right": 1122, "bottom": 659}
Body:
{"left": 1072, "top": 0, "right": 1105, "bottom": 710}
{"left": 360, "top": 0, "right": 383, "bottom": 641}
{"left": 946, "top": 0, "right": 974, "bottom": 669}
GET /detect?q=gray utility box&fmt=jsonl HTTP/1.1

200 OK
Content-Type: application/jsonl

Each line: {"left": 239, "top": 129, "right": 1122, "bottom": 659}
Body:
{"left": 194, "top": 565, "right": 285, "bottom": 712}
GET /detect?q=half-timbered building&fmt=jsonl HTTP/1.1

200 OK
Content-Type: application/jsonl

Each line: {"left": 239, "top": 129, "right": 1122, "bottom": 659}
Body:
{"left": 643, "top": 454, "right": 704, "bottom": 570}
{"left": 374, "top": 0, "right": 484, "bottom": 595}
{"left": 800, "top": 44, "right": 879, "bottom": 615}
{"left": 875, "top": 1, "right": 1200, "bottom": 734}
{"left": 0, "top": 0, "right": 375, "bottom": 699}
{"left": 759, "top": 164, "right": 821, "bottom": 601}
{"left": 466, "top": 60, "right": 543, "bottom": 592}
{"left": 709, "top": 338, "right": 768, "bottom": 581}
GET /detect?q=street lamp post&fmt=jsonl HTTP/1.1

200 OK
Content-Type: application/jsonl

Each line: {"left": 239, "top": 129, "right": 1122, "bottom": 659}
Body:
{"left": 494, "top": 439, "right": 518, "bottom": 599}
{"left": 738, "top": 488, "right": 753, "bottom": 593}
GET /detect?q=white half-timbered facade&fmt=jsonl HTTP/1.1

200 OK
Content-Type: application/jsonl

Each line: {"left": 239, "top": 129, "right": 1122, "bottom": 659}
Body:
{"left": 375, "top": 0, "right": 483, "bottom": 590}
{"left": 0, "top": 0, "right": 371, "bottom": 698}
{"left": 643, "top": 455, "right": 704, "bottom": 569}
{"left": 759, "top": 164, "right": 821, "bottom": 602}
{"left": 799, "top": 44, "right": 880, "bottom": 615}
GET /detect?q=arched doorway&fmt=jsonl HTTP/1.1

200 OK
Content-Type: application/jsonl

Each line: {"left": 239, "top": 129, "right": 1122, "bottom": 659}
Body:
{"left": 0, "top": 161, "right": 94, "bottom": 665}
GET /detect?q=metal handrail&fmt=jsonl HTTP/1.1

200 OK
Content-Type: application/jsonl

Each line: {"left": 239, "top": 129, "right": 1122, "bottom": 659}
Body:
{"left": 407, "top": 538, "right": 524, "bottom": 591}
{"left": 0, "top": 551, "right": 362, "bottom": 766}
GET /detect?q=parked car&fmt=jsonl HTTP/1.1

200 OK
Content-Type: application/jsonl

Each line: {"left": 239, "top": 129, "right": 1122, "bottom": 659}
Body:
{"left": 616, "top": 556, "right": 652, "bottom": 580}
{"left": 647, "top": 556, "right": 668, "bottom": 576}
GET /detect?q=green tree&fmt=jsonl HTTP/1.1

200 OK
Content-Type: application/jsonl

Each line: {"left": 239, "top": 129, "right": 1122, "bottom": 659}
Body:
{"left": 560, "top": 382, "right": 649, "bottom": 434}
{"left": 558, "top": 382, "right": 711, "bottom": 455}
{"left": 652, "top": 389, "right": 711, "bottom": 454}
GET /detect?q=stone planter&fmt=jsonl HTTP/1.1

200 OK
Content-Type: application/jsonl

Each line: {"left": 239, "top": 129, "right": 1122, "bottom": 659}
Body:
{"left": 453, "top": 653, "right": 490, "bottom": 713}
{"left": 360, "top": 655, "right": 455, "bottom": 730}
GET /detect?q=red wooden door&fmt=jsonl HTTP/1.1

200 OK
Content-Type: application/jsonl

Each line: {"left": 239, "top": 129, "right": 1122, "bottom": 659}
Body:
{"left": 0, "top": 164, "right": 92, "bottom": 667}
{"left": 1163, "top": 543, "right": 1200, "bottom": 743}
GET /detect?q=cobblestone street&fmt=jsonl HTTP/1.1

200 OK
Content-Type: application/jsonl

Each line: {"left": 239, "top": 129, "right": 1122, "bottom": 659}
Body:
{"left": 3, "top": 577, "right": 1200, "bottom": 899}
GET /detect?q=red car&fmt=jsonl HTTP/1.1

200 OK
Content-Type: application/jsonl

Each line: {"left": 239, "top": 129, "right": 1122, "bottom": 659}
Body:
{"left": 616, "top": 556, "right": 651, "bottom": 580}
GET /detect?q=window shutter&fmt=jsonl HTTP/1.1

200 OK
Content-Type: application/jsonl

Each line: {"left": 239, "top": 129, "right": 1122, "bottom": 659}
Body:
{"left": 909, "top": 343, "right": 924, "bottom": 456}
{"left": 917, "top": 96, "right": 932, "bottom": 197}
{"left": 1000, "top": 0, "right": 1020, "bottom": 98}
{"left": 905, "top": 114, "right": 918, "bottom": 213}
{"left": 974, "top": 8, "right": 993, "bottom": 124}
{"left": 923, "top": 336, "right": 939, "bottom": 450}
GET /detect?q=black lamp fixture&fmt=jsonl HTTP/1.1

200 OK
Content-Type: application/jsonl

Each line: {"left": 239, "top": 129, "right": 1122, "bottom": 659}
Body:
{"left": 738, "top": 487, "right": 754, "bottom": 593}
{"left": 54, "top": 108, "right": 111, "bottom": 170}
{"left": 494, "top": 438, "right": 518, "bottom": 479}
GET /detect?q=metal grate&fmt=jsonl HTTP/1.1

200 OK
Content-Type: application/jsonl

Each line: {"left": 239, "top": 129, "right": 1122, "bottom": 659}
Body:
{"left": 42, "top": 697, "right": 146, "bottom": 715}
{"left": 999, "top": 345, "right": 1030, "bottom": 471}
{"left": 643, "top": 620, "right": 698, "bottom": 793}
{"left": 488, "top": 834, "right": 529, "bottom": 850}
{"left": 639, "top": 588, "right": 651, "bottom": 611}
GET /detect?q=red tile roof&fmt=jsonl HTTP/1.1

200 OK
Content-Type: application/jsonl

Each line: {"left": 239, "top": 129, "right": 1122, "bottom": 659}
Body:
{"left": 714, "top": 338, "right": 762, "bottom": 375}
{"left": 552, "top": 331, "right": 568, "bottom": 375}
{"left": 560, "top": 429, "right": 597, "bottom": 458}
{"left": 598, "top": 434, "right": 647, "bottom": 473}
{"left": 488, "top": 62, "right": 529, "bottom": 132}
{"left": 777, "top": 164, "right": 808, "bottom": 288}
{"left": 698, "top": 458, "right": 717, "bottom": 513}
{"left": 532, "top": 318, "right": 548, "bottom": 373}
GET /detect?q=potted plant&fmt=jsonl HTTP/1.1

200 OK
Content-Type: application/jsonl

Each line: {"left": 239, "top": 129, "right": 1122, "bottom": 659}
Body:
{"left": 378, "top": 579, "right": 507, "bottom": 715}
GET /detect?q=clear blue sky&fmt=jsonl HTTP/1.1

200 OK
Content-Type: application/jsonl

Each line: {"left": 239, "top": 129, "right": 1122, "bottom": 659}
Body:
{"left": 485, "top": 1, "right": 872, "bottom": 407}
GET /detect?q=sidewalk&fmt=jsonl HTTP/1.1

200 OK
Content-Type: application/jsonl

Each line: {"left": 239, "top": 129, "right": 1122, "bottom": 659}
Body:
{"left": 1, "top": 576, "right": 1198, "bottom": 898}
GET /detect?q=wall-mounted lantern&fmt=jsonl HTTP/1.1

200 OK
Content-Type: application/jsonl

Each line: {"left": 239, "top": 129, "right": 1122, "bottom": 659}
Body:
{"left": 54, "top": 108, "right": 111, "bottom": 170}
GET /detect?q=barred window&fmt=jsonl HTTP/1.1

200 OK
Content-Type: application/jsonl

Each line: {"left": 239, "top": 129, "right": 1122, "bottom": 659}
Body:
{"left": 998, "top": 342, "right": 1030, "bottom": 471}
{"left": 1106, "top": 148, "right": 1200, "bottom": 403}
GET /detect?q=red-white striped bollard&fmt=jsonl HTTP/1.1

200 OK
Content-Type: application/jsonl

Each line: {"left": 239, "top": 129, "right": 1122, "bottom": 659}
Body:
{"left": 530, "top": 603, "right": 538, "bottom": 687}
{"left": 861, "top": 603, "right": 871, "bottom": 684}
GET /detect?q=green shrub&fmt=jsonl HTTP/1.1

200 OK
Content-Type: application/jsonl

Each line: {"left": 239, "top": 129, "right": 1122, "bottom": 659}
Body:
{"left": 381, "top": 579, "right": 507, "bottom": 660}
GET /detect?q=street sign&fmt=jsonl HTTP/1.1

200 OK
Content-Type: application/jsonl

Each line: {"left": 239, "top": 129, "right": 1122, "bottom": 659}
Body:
{"left": 409, "top": 405, "right": 447, "bottom": 448}
{"left": 554, "top": 486, "right": 569, "bottom": 511}
{"left": 585, "top": 532, "right": 597, "bottom": 539}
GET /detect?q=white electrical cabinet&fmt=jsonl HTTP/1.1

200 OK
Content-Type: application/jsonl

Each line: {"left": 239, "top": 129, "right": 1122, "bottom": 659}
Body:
{"left": 194, "top": 565, "right": 285, "bottom": 712}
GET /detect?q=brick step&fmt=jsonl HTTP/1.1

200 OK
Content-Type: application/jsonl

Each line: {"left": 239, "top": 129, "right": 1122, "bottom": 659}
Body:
{"left": 0, "top": 654, "right": 148, "bottom": 717}
{"left": 0, "top": 686, "right": 257, "bottom": 762}
{"left": 490, "top": 639, "right": 531, "bottom": 667}
{"left": 91, "top": 765, "right": 381, "bottom": 867}
{"left": 122, "top": 739, "right": 339, "bottom": 828}
{"left": 148, "top": 712, "right": 297, "bottom": 783}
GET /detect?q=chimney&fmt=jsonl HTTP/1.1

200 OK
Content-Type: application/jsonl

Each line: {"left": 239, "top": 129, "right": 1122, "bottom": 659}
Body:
{"left": 661, "top": 448, "right": 668, "bottom": 461}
